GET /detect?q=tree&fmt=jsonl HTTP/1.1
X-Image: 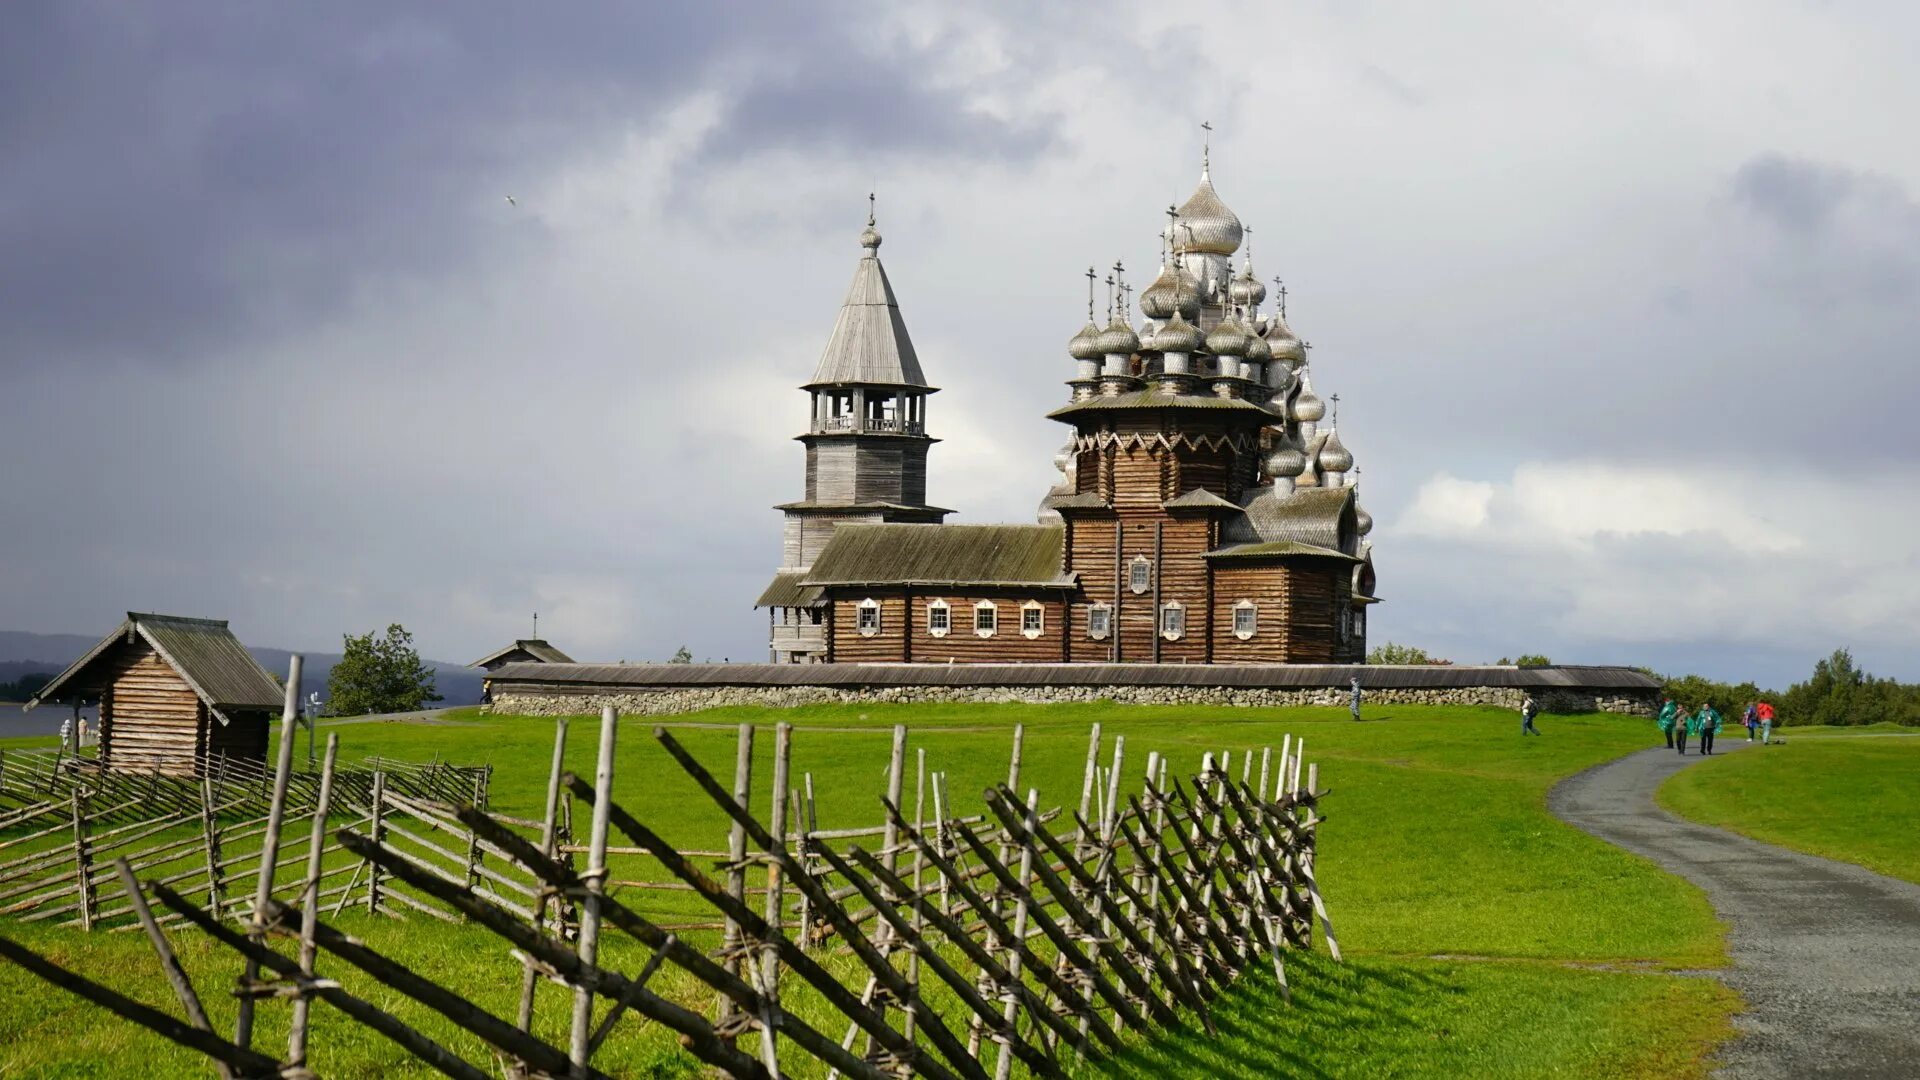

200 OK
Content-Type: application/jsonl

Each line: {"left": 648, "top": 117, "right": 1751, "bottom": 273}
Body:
{"left": 1367, "top": 642, "right": 1431, "bottom": 665}
{"left": 1514, "top": 654, "right": 1553, "bottom": 668}
{"left": 668, "top": 646, "right": 694, "bottom": 664}
{"left": 325, "top": 624, "right": 441, "bottom": 717}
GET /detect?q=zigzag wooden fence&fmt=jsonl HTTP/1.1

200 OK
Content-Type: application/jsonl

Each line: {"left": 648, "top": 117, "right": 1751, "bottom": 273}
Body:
{"left": 0, "top": 710, "right": 1338, "bottom": 1078}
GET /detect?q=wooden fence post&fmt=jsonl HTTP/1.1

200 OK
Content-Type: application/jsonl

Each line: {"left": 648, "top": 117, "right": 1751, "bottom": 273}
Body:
{"left": 289, "top": 732, "right": 340, "bottom": 1065}
{"left": 568, "top": 705, "right": 619, "bottom": 1073}
{"left": 367, "top": 771, "right": 387, "bottom": 916}
{"left": 234, "top": 652, "right": 300, "bottom": 1051}
{"left": 518, "top": 716, "right": 570, "bottom": 1033}
{"left": 71, "top": 789, "right": 95, "bottom": 932}
{"left": 717, "top": 722, "right": 755, "bottom": 1054}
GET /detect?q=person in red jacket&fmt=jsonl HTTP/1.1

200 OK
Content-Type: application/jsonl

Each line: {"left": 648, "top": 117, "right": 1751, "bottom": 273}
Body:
{"left": 1757, "top": 701, "right": 1776, "bottom": 744}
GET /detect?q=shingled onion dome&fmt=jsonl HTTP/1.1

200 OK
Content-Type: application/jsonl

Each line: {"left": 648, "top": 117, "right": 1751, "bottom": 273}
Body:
{"left": 1171, "top": 167, "right": 1244, "bottom": 256}
{"left": 1356, "top": 504, "right": 1374, "bottom": 536}
{"left": 1318, "top": 428, "right": 1354, "bottom": 473}
{"left": 860, "top": 222, "right": 883, "bottom": 250}
{"left": 1265, "top": 441, "right": 1307, "bottom": 478}
{"left": 1205, "top": 314, "right": 1250, "bottom": 357}
{"left": 1265, "top": 314, "right": 1306, "bottom": 367}
{"left": 1139, "top": 260, "right": 1202, "bottom": 320}
{"left": 1068, "top": 321, "right": 1102, "bottom": 360}
{"left": 1228, "top": 267, "right": 1267, "bottom": 309}
{"left": 1243, "top": 328, "right": 1273, "bottom": 364}
{"left": 1292, "top": 383, "right": 1326, "bottom": 422}
{"left": 1149, "top": 310, "right": 1203, "bottom": 353}
{"left": 1093, "top": 315, "right": 1140, "bottom": 356}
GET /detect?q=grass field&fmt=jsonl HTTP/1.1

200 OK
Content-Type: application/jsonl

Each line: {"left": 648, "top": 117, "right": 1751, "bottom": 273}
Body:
{"left": 1659, "top": 728, "right": 1920, "bottom": 886}
{"left": 0, "top": 702, "right": 1737, "bottom": 1078}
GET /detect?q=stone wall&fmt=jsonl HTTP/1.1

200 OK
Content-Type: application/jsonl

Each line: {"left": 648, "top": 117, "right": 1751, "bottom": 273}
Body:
{"left": 488, "top": 683, "right": 1656, "bottom": 718}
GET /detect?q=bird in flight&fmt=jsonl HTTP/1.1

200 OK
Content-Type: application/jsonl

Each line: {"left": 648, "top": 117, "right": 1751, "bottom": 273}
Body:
{"left": 504, "top": 195, "right": 517, "bottom": 207}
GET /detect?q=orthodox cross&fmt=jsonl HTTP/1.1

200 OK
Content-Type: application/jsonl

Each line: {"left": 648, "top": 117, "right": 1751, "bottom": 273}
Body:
{"left": 1085, "top": 266, "right": 1097, "bottom": 322}
{"left": 1104, "top": 272, "right": 1116, "bottom": 322}
{"left": 532, "top": 612, "right": 538, "bottom": 638}
{"left": 1273, "top": 277, "right": 1287, "bottom": 319}
{"left": 1201, "top": 120, "right": 1212, "bottom": 169}
{"left": 1330, "top": 393, "right": 1340, "bottom": 424}
{"left": 1112, "top": 260, "right": 1127, "bottom": 318}
{"left": 867, "top": 192, "right": 876, "bottom": 226}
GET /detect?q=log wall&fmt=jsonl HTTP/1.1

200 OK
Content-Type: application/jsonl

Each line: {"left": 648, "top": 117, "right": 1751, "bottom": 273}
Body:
{"left": 99, "top": 642, "right": 206, "bottom": 777}
{"left": 829, "top": 591, "right": 1071, "bottom": 664}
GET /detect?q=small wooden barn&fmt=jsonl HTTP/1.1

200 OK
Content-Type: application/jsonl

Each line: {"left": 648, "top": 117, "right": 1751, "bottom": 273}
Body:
{"left": 27, "top": 613, "right": 284, "bottom": 776}
{"left": 470, "top": 639, "right": 574, "bottom": 673}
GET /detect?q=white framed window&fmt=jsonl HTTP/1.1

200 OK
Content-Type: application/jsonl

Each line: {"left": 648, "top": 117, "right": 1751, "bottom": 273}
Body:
{"left": 1021, "top": 601, "right": 1045, "bottom": 639}
{"left": 1159, "top": 601, "right": 1185, "bottom": 641}
{"left": 856, "top": 598, "right": 881, "bottom": 637}
{"left": 1087, "top": 603, "right": 1112, "bottom": 640}
{"left": 974, "top": 600, "right": 998, "bottom": 637}
{"left": 1129, "top": 555, "right": 1152, "bottom": 595}
{"left": 926, "top": 599, "right": 951, "bottom": 638}
{"left": 1232, "top": 600, "right": 1258, "bottom": 640}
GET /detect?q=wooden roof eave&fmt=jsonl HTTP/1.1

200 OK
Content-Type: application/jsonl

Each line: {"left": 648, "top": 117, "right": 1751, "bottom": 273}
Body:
{"left": 806, "top": 575, "right": 1082, "bottom": 591}
{"left": 24, "top": 617, "right": 259, "bottom": 726}
{"left": 21, "top": 617, "right": 136, "bottom": 714}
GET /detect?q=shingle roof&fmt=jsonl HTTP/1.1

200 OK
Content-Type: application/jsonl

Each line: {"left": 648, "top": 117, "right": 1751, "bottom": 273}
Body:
{"left": 1163, "top": 489, "right": 1239, "bottom": 511}
{"left": 28, "top": 613, "right": 283, "bottom": 724}
{"left": 471, "top": 639, "right": 575, "bottom": 667}
{"left": 1203, "top": 541, "right": 1360, "bottom": 562}
{"left": 1227, "top": 484, "right": 1354, "bottom": 549}
{"left": 803, "top": 524, "right": 1074, "bottom": 588}
{"left": 1048, "top": 391, "right": 1273, "bottom": 420}
{"left": 486, "top": 661, "right": 1660, "bottom": 693}
{"left": 755, "top": 571, "right": 826, "bottom": 609}
{"left": 805, "top": 248, "right": 931, "bottom": 389}
{"left": 1042, "top": 492, "right": 1110, "bottom": 511}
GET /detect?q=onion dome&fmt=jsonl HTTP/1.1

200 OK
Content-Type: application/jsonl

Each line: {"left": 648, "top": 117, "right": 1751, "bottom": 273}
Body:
{"left": 1292, "top": 385, "right": 1325, "bottom": 422}
{"left": 1265, "top": 442, "right": 1307, "bottom": 478}
{"left": 1356, "top": 504, "right": 1374, "bottom": 536}
{"left": 1171, "top": 168, "right": 1243, "bottom": 256}
{"left": 1092, "top": 315, "right": 1140, "bottom": 356}
{"left": 1053, "top": 442, "right": 1074, "bottom": 473}
{"left": 1068, "top": 321, "right": 1102, "bottom": 360}
{"left": 860, "top": 223, "right": 882, "bottom": 250}
{"left": 1149, "top": 310, "right": 1203, "bottom": 353}
{"left": 1243, "top": 330, "right": 1272, "bottom": 364}
{"left": 1265, "top": 315, "right": 1306, "bottom": 365}
{"left": 1228, "top": 269, "right": 1267, "bottom": 309}
{"left": 1138, "top": 261, "right": 1202, "bottom": 320}
{"left": 1205, "top": 314, "right": 1250, "bottom": 357}
{"left": 1318, "top": 428, "right": 1353, "bottom": 472}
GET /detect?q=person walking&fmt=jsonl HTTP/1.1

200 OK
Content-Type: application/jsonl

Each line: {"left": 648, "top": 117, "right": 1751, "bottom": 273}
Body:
{"left": 1675, "top": 706, "right": 1692, "bottom": 754}
{"left": 59, "top": 715, "right": 73, "bottom": 753}
{"left": 1349, "top": 675, "right": 1363, "bottom": 722}
{"left": 1758, "top": 700, "right": 1776, "bottom": 744}
{"left": 1656, "top": 697, "right": 1679, "bottom": 748}
{"left": 1520, "top": 694, "right": 1541, "bottom": 735}
{"left": 1698, "top": 703, "right": 1721, "bottom": 755}
{"left": 1743, "top": 702, "right": 1759, "bottom": 742}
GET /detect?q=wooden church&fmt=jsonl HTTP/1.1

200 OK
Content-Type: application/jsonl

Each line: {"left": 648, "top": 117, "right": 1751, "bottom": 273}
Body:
{"left": 27, "top": 613, "right": 285, "bottom": 776}
{"left": 759, "top": 153, "right": 1379, "bottom": 664}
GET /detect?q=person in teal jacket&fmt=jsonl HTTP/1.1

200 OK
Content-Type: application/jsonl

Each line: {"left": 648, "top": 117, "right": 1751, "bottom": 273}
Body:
{"left": 1675, "top": 707, "right": 1692, "bottom": 754}
{"left": 1697, "top": 703, "right": 1722, "bottom": 755}
{"left": 1656, "top": 698, "right": 1679, "bottom": 749}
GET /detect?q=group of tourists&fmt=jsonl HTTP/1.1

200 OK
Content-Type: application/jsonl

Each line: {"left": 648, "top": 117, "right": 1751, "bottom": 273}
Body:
{"left": 1656, "top": 698, "right": 1778, "bottom": 754}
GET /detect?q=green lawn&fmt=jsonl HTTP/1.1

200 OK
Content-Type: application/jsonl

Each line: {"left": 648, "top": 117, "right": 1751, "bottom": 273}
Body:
{"left": 0, "top": 702, "right": 1736, "bottom": 1078}
{"left": 1659, "top": 729, "right": 1920, "bottom": 886}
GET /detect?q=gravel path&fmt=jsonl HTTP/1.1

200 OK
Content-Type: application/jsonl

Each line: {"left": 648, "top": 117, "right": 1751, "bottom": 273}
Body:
{"left": 1550, "top": 740, "right": 1920, "bottom": 1078}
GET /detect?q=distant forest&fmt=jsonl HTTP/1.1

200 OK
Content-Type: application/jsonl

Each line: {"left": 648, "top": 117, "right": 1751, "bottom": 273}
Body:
{"left": 0, "top": 665, "right": 54, "bottom": 702}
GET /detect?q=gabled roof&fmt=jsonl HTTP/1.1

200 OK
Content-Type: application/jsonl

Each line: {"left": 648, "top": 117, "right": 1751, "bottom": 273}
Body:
{"left": 1226, "top": 484, "right": 1355, "bottom": 550}
{"left": 756, "top": 571, "right": 826, "bottom": 609}
{"left": 805, "top": 247, "right": 931, "bottom": 389}
{"left": 471, "top": 639, "right": 575, "bottom": 667}
{"left": 803, "top": 524, "right": 1075, "bottom": 588}
{"left": 1163, "top": 489, "right": 1239, "bottom": 511}
{"left": 27, "top": 613, "right": 283, "bottom": 724}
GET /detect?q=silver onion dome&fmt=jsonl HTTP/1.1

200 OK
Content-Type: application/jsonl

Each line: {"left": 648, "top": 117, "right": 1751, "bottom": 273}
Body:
{"left": 1149, "top": 310, "right": 1203, "bottom": 353}
{"left": 1265, "top": 315, "right": 1306, "bottom": 365}
{"left": 1318, "top": 428, "right": 1353, "bottom": 472}
{"left": 1171, "top": 169, "right": 1243, "bottom": 256}
{"left": 1292, "top": 386, "right": 1325, "bottom": 422}
{"left": 1356, "top": 504, "right": 1374, "bottom": 536}
{"left": 1205, "top": 314, "right": 1249, "bottom": 357}
{"left": 1068, "top": 321, "right": 1102, "bottom": 360}
{"left": 1265, "top": 442, "right": 1307, "bottom": 477}
{"left": 1092, "top": 315, "right": 1140, "bottom": 355}
{"left": 1243, "top": 330, "right": 1272, "bottom": 363}
{"left": 859, "top": 224, "right": 882, "bottom": 250}
{"left": 1138, "top": 262, "right": 1202, "bottom": 320}
{"left": 1228, "top": 269, "right": 1267, "bottom": 308}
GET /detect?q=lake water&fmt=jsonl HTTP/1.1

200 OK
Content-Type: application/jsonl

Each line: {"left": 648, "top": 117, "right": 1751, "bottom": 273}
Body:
{"left": 0, "top": 702, "right": 94, "bottom": 740}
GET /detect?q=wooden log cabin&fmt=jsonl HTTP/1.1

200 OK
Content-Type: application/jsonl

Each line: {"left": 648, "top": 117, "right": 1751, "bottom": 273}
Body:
{"left": 471, "top": 638, "right": 574, "bottom": 673}
{"left": 758, "top": 155, "right": 1380, "bottom": 665}
{"left": 27, "top": 613, "right": 284, "bottom": 776}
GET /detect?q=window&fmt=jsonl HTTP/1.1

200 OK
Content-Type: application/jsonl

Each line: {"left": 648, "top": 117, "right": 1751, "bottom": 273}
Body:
{"left": 927, "top": 599, "right": 951, "bottom": 638}
{"left": 974, "top": 601, "right": 998, "bottom": 637}
{"left": 856, "top": 598, "right": 881, "bottom": 637}
{"left": 1087, "top": 604, "right": 1112, "bottom": 640}
{"left": 1232, "top": 600, "right": 1258, "bottom": 640}
{"left": 1339, "top": 606, "right": 1353, "bottom": 643}
{"left": 1160, "top": 601, "right": 1185, "bottom": 641}
{"left": 1021, "top": 602, "right": 1045, "bottom": 639}
{"left": 1129, "top": 555, "right": 1152, "bottom": 595}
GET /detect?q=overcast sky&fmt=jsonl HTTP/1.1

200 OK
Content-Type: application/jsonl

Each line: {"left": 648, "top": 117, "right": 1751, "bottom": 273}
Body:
{"left": 5, "top": 2, "right": 1917, "bottom": 687}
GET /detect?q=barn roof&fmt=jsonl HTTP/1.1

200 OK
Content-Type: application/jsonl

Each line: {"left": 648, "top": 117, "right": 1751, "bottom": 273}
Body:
{"left": 485, "top": 661, "right": 1661, "bottom": 693}
{"left": 471, "top": 639, "right": 575, "bottom": 667}
{"left": 803, "top": 524, "right": 1074, "bottom": 588}
{"left": 755, "top": 571, "right": 825, "bottom": 609}
{"left": 27, "top": 613, "right": 284, "bottom": 724}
